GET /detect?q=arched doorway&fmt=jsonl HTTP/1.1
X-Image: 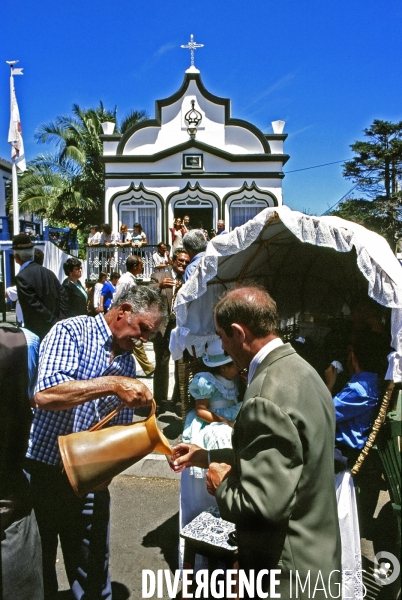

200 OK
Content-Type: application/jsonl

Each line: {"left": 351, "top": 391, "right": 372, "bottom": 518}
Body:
{"left": 168, "top": 183, "right": 220, "bottom": 238}
{"left": 174, "top": 202, "right": 213, "bottom": 234}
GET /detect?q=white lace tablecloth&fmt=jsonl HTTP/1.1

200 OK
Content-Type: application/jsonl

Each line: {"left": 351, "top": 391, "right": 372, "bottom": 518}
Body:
{"left": 180, "top": 506, "right": 237, "bottom": 551}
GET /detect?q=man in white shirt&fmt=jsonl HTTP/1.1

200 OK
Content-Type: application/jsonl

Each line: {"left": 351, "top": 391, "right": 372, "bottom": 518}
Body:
{"left": 87, "top": 225, "right": 101, "bottom": 246}
{"left": 112, "top": 255, "right": 143, "bottom": 305}
{"left": 152, "top": 242, "right": 171, "bottom": 271}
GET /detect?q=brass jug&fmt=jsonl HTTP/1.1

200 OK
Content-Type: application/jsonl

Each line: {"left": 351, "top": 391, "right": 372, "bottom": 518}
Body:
{"left": 58, "top": 401, "right": 172, "bottom": 497}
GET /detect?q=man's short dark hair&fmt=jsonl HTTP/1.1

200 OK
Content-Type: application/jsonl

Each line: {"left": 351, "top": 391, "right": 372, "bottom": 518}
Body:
{"left": 90, "top": 225, "right": 99, "bottom": 231}
{"left": 214, "top": 286, "right": 279, "bottom": 338}
{"left": 182, "top": 230, "right": 207, "bottom": 253}
{"left": 110, "top": 272, "right": 120, "bottom": 280}
{"left": 172, "top": 247, "right": 188, "bottom": 261}
{"left": 352, "top": 330, "right": 390, "bottom": 375}
{"left": 126, "top": 255, "right": 142, "bottom": 272}
{"left": 102, "top": 224, "right": 112, "bottom": 235}
{"left": 63, "top": 257, "right": 81, "bottom": 276}
{"left": 34, "top": 248, "right": 44, "bottom": 265}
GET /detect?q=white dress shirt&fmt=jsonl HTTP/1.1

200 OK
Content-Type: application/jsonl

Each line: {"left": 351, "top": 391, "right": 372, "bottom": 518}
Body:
{"left": 248, "top": 337, "right": 284, "bottom": 384}
{"left": 112, "top": 271, "right": 137, "bottom": 305}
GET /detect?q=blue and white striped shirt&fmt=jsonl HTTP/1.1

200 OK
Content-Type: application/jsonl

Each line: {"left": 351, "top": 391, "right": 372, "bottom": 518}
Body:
{"left": 27, "top": 313, "right": 136, "bottom": 466}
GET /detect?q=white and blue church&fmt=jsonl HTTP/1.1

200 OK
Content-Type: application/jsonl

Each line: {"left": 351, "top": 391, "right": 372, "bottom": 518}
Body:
{"left": 101, "top": 45, "right": 289, "bottom": 245}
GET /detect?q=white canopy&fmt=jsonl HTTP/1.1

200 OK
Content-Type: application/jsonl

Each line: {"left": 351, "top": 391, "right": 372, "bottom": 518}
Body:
{"left": 171, "top": 206, "right": 402, "bottom": 381}
{"left": 43, "top": 241, "right": 87, "bottom": 283}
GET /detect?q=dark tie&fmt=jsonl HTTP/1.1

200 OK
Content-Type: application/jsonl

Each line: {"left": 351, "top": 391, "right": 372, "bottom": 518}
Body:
{"left": 171, "top": 277, "right": 183, "bottom": 315}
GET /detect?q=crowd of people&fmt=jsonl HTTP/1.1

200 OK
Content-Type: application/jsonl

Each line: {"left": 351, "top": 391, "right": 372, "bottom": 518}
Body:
{"left": 88, "top": 222, "right": 148, "bottom": 248}
{"left": 1, "top": 221, "right": 394, "bottom": 600}
{"left": 87, "top": 214, "right": 228, "bottom": 251}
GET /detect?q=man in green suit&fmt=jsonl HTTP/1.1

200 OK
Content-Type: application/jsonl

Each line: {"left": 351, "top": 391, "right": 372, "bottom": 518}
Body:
{"left": 174, "top": 287, "right": 342, "bottom": 599}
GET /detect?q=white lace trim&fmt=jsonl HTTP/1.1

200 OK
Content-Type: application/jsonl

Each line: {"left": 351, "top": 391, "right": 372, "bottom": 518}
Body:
{"left": 335, "top": 470, "right": 363, "bottom": 600}
{"left": 192, "top": 372, "right": 239, "bottom": 402}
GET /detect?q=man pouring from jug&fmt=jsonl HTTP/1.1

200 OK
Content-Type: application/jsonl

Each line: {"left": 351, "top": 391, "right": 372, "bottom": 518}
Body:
{"left": 25, "top": 286, "right": 166, "bottom": 600}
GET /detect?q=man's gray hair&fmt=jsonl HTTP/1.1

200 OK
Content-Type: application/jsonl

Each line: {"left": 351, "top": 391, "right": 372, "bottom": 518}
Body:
{"left": 114, "top": 285, "right": 167, "bottom": 320}
{"left": 182, "top": 230, "right": 207, "bottom": 253}
{"left": 15, "top": 247, "right": 34, "bottom": 262}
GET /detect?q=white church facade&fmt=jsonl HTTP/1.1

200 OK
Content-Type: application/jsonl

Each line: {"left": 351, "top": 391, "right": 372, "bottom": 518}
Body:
{"left": 101, "top": 66, "right": 289, "bottom": 245}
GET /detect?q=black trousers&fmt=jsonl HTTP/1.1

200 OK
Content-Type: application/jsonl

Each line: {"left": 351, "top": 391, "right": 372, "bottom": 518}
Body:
{"left": 25, "top": 460, "right": 111, "bottom": 600}
{"left": 152, "top": 323, "right": 180, "bottom": 405}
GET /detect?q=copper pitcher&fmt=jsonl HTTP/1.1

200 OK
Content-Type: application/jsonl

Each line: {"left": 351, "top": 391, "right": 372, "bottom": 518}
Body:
{"left": 58, "top": 401, "right": 172, "bottom": 497}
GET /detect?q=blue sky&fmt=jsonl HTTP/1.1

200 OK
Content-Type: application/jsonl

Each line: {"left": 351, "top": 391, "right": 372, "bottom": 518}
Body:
{"left": 1, "top": 0, "right": 401, "bottom": 216}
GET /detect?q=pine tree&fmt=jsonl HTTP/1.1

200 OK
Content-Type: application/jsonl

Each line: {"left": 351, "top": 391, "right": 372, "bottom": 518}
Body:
{"left": 332, "top": 120, "right": 402, "bottom": 250}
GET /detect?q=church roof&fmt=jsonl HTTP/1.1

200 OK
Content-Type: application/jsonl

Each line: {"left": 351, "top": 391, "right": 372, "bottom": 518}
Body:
{"left": 101, "top": 71, "right": 289, "bottom": 166}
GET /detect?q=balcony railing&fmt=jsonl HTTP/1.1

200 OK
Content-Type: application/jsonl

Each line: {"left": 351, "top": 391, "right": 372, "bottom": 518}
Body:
{"left": 86, "top": 245, "right": 161, "bottom": 280}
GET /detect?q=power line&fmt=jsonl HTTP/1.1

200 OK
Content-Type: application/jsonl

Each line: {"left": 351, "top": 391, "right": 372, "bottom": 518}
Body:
{"left": 284, "top": 159, "right": 352, "bottom": 174}
{"left": 321, "top": 184, "right": 359, "bottom": 216}
{"left": 321, "top": 164, "right": 378, "bottom": 215}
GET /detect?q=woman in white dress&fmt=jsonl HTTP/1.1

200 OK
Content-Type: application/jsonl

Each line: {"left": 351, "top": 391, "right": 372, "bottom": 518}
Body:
{"left": 170, "top": 217, "right": 185, "bottom": 253}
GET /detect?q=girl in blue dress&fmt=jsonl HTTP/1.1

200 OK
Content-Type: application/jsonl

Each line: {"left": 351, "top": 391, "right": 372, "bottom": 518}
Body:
{"left": 182, "top": 338, "right": 241, "bottom": 476}
{"left": 179, "top": 338, "right": 242, "bottom": 569}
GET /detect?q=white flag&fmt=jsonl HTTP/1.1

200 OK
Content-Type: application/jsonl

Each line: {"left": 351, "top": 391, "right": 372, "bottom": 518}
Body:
{"left": 8, "top": 73, "right": 26, "bottom": 172}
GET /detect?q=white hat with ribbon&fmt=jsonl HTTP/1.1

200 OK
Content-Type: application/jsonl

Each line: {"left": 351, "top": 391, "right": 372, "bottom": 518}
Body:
{"left": 202, "top": 338, "right": 233, "bottom": 367}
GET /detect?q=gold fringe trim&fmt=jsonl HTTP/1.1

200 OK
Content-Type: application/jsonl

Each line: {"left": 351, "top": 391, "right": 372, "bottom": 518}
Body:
{"left": 351, "top": 380, "right": 395, "bottom": 477}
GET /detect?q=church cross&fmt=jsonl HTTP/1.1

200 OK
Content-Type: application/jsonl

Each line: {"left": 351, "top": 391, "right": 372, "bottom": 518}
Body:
{"left": 181, "top": 34, "right": 204, "bottom": 67}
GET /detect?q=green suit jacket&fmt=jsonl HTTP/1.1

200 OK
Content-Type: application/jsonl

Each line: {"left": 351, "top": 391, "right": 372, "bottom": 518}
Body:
{"left": 212, "top": 343, "right": 342, "bottom": 599}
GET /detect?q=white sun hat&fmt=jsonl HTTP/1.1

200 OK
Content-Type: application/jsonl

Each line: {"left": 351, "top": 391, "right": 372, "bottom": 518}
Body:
{"left": 202, "top": 338, "right": 233, "bottom": 367}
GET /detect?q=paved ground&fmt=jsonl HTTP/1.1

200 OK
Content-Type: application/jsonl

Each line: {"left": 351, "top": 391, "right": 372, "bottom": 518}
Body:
{"left": 53, "top": 476, "right": 398, "bottom": 600}
{"left": 56, "top": 477, "right": 182, "bottom": 599}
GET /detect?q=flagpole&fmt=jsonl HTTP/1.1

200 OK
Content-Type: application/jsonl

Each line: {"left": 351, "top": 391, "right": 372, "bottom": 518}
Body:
{"left": 6, "top": 60, "right": 25, "bottom": 236}
{"left": 11, "top": 161, "right": 19, "bottom": 235}
{"left": 8, "top": 63, "right": 19, "bottom": 235}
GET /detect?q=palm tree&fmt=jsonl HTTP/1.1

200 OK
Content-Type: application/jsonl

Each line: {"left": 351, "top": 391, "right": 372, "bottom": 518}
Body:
{"left": 120, "top": 109, "right": 149, "bottom": 134}
{"left": 17, "top": 102, "right": 149, "bottom": 228}
{"left": 18, "top": 153, "right": 98, "bottom": 224}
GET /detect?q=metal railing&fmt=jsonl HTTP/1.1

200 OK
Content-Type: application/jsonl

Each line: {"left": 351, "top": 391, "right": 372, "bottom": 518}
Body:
{"left": 86, "top": 245, "right": 160, "bottom": 280}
